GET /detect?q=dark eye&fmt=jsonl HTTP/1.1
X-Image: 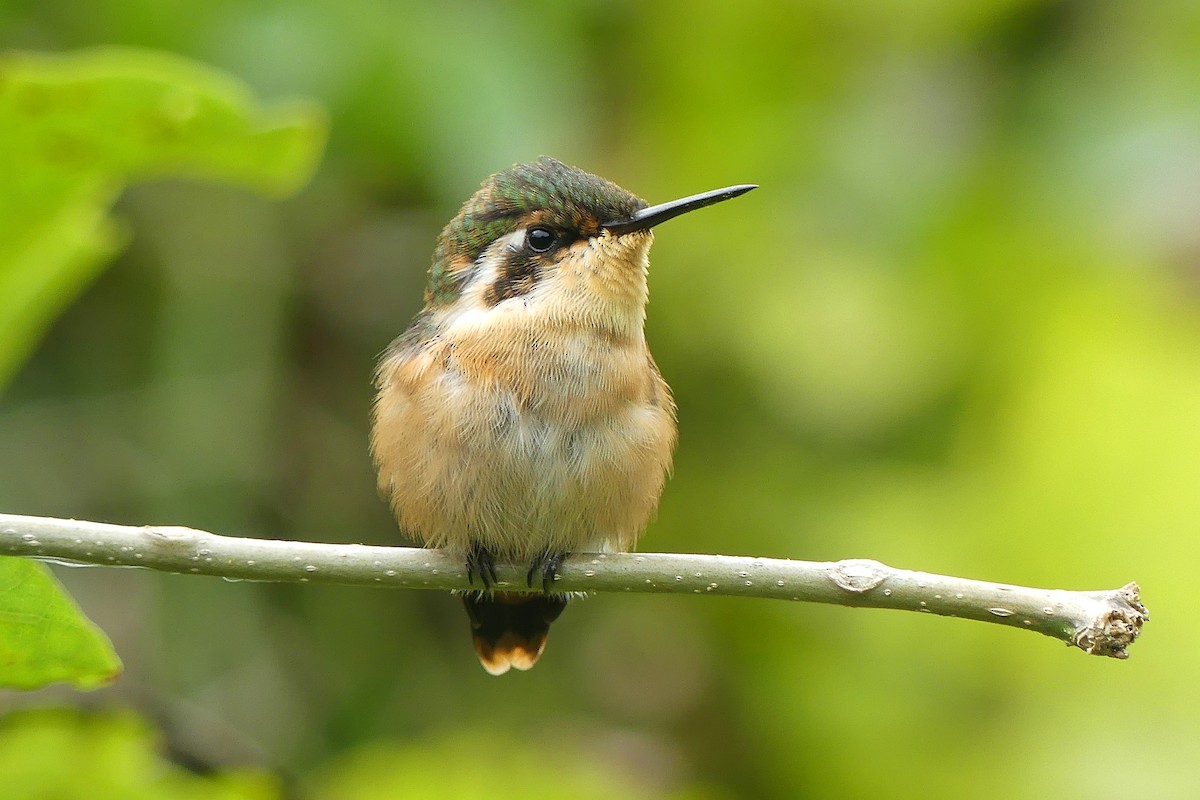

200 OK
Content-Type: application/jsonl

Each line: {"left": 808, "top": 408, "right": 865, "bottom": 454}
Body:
{"left": 526, "top": 227, "right": 556, "bottom": 253}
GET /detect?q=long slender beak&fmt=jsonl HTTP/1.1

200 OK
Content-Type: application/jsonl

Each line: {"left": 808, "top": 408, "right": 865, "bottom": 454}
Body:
{"left": 603, "top": 184, "right": 757, "bottom": 235}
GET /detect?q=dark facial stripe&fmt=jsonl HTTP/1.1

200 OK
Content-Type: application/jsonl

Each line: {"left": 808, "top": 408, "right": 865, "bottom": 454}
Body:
{"left": 483, "top": 249, "right": 541, "bottom": 307}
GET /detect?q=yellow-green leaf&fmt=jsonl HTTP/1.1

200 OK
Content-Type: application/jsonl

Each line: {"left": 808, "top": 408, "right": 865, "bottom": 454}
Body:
{"left": 0, "top": 46, "right": 327, "bottom": 389}
{"left": 0, "top": 557, "right": 120, "bottom": 689}
{"left": 0, "top": 709, "right": 279, "bottom": 799}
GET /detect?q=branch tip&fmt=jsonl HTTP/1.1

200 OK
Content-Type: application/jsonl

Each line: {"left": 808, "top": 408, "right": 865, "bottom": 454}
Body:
{"left": 1073, "top": 583, "right": 1147, "bottom": 659}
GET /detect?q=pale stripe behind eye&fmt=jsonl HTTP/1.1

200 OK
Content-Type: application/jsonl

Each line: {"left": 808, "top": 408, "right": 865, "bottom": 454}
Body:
{"left": 461, "top": 231, "right": 522, "bottom": 296}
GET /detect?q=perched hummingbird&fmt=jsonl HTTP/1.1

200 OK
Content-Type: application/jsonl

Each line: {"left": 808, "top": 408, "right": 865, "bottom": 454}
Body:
{"left": 371, "top": 157, "right": 754, "bottom": 674}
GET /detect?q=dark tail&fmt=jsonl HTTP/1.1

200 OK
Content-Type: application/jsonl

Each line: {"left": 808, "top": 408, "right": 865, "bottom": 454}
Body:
{"left": 461, "top": 592, "right": 567, "bottom": 675}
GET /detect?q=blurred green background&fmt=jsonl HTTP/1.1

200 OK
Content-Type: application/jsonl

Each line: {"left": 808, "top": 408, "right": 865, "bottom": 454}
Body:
{"left": 1, "top": 1, "right": 1197, "bottom": 797}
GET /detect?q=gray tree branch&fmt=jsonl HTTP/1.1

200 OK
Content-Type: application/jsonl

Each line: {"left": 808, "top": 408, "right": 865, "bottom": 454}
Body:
{"left": 0, "top": 513, "right": 1146, "bottom": 659}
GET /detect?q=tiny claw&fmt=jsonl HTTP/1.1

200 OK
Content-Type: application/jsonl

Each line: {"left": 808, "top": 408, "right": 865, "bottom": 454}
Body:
{"left": 466, "top": 546, "right": 498, "bottom": 589}
{"left": 526, "top": 552, "right": 568, "bottom": 593}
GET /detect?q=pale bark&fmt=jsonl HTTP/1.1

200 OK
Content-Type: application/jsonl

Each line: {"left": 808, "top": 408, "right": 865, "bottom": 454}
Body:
{"left": 0, "top": 513, "right": 1147, "bottom": 659}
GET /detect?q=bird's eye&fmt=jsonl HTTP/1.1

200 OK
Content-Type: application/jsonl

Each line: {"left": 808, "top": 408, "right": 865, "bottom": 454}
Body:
{"left": 526, "top": 227, "right": 556, "bottom": 253}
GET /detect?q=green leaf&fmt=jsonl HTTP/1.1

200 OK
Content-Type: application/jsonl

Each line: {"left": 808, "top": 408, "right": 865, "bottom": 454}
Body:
{"left": 315, "top": 731, "right": 723, "bottom": 800}
{"left": 0, "top": 557, "right": 120, "bottom": 689}
{"left": 0, "top": 48, "right": 325, "bottom": 690}
{"left": 0, "top": 46, "right": 327, "bottom": 390}
{"left": 0, "top": 709, "right": 279, "bottom": 799}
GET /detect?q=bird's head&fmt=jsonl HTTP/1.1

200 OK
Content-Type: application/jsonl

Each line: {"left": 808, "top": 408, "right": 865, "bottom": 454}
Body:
{"left": 424, "top": 157, "right": 754, "bottom": 336}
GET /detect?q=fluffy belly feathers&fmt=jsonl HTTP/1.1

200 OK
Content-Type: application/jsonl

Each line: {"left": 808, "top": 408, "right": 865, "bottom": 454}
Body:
{"left": 371, "top": 329, "right": 676, "bottom": 560}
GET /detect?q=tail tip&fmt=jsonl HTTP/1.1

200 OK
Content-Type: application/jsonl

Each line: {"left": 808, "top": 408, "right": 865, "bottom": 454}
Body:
{"left": 463, "top": 592, "right": 567, "bottom": 676}
{"left": 474, "top": 633, "right": 546, "bottom": 676}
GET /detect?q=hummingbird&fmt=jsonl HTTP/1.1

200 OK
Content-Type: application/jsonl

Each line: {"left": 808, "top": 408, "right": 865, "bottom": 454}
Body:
{"left": 371, "top": 157, "right": 755, "bottom": 675}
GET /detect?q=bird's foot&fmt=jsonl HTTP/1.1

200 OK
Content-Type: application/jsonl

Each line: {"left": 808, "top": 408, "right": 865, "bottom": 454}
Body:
{"left": 526, "top": 551, "right": 568, "bottom": 593}
{"left": 466, "top": 545, "right": 498, "bottom": 590}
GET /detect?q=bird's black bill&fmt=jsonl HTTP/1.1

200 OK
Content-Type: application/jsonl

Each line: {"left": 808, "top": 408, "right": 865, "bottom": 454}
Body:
{"left": 603, "top": 184, "right": 757, "bottom": 235}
